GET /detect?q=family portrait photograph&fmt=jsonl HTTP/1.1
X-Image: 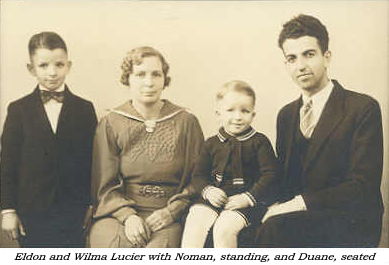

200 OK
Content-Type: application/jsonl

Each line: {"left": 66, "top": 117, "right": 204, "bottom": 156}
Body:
{"left": 0, "top": 0, "right": 388, "bottom": 257}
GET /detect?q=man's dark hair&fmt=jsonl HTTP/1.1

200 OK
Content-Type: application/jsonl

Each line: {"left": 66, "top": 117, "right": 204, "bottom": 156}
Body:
{"left": 278, "top": 14, "right": 329, "bottom": 53}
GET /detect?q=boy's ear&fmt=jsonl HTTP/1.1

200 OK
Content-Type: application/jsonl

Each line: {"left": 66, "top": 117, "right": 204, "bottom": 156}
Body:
{"left": 67, "top": 60, "right": 72, "bottom": 70}
{"left": 252, "top": 111, "right": 256, "bottom": 118}
{"left": 27, "top": 63, "right": 35, "bottom": 76}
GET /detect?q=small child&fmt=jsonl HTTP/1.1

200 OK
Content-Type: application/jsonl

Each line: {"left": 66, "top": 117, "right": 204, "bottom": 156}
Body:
{"left": 0, "top": 32, "right": 97, "bottom": 247}
{"left": 181, "top": 80, "right": 278, "bottom": 248}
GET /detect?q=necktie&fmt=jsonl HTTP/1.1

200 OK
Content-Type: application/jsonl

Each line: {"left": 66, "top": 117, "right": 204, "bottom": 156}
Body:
{"left": 40, "top": 90, "right": 65, "bottom": 103}
{"left": 300, "top": 99, "right": 314, "bottom": 138}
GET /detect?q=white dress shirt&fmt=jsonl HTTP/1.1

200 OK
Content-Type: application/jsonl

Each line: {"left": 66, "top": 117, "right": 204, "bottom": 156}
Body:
{"left": 39, "top": 84, "right": 65, "bottom": 133}
{"left": 300, "top": 80, "right": 334, "bottom": 133}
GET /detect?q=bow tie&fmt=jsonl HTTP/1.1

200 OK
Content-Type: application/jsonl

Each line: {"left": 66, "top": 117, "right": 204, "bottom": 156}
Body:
{"left": 40, "top": 90, "right": 65, "bottom": 103}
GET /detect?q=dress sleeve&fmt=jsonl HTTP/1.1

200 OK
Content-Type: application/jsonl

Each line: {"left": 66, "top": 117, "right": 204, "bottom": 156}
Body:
{"left": 165, "top": 113, "right": 204, "bottom": 220}
{"left": 91, "top": 116, "right": 137, "bottom": 223}
{"left": 247, "top": 134, "right": 279, "bottom": 206}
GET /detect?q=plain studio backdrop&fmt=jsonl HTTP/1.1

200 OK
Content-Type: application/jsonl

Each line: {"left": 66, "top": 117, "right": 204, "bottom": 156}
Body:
{"left": 0, "top": 1, "right": 388, "bottom": 247}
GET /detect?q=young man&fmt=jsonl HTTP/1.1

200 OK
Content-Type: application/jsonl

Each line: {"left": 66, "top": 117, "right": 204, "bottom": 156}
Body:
{"left": 255, "top": 14, "right": 383, "bottom": 247}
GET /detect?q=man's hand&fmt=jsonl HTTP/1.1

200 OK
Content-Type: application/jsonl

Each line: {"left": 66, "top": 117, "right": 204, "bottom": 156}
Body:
{"left": 262, "top": 195, "right": 307, "bottom": 223}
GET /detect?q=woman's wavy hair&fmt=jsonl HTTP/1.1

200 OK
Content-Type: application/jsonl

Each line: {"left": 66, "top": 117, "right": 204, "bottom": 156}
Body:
{"left": 120, "top": 46, "right": 170, "bottom": 87}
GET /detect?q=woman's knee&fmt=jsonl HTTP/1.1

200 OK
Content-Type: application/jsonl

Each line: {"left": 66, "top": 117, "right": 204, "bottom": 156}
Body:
{"left": 148, "top": 222, "right": 182, "bottom": 248}
{"left": 88, "top": 217, "right": 122, "bottom": 248}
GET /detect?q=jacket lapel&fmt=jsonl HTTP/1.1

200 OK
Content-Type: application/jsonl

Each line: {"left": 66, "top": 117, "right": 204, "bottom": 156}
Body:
{"left": 283, "top": 98, "right": 301, "bottom": 178}
{"left": 302, "top": 82, "right": 346, "bottom": 174}
{"left": 56, "top": 86, "right": 74, "bottom": 138}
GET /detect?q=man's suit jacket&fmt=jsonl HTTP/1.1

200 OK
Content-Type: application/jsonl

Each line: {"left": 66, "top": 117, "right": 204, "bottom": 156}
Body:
{"left": 0, "top": 86, "right": 97, "bottom": 215}
{"left": 276, "top": 80, "right": 383, "bottom": 222}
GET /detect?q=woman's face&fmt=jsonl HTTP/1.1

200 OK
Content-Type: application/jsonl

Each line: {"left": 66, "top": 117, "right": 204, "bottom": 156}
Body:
{"left": 129, "top": 56, "right": 165, "bottom": 105}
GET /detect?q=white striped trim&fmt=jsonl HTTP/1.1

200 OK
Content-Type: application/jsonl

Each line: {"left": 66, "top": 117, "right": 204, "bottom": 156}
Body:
{"left": 232, "top": 178, "right": 245, "bottom": 185}
{"left": 111, "top": 109, "right": 183, "bottom": 123}
{"left": 215, "top": 174, "right": 223, "bottom": 183}
{"left": 217, "top": 127, "right": 257, "bottom": 142}
{"left": 244, "top": 192, "right": 257, "bottom": 207}
{"left": 233, "top": 210, "right": 250, "bottom": 227}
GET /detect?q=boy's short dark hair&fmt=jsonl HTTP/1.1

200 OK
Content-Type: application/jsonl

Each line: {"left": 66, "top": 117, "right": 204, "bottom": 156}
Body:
{"left": 217, "top": 80, "right": 256, "bottom": 106}
{"left": 120, "top": 46, "right": 170, "bottom": 87}
{"left": 278, "top": 14, "right": 329, "bottom": 53}
{"left": 28, "top": 32, "right": 67, "bottom": 57}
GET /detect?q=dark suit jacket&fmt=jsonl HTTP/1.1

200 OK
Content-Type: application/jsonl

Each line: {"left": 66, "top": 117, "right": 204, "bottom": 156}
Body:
{"left": 0, "top": 86, "right": 97, "bottom": 215}
{"left": 276, "top": 80, "right": 383, "bottom": 224}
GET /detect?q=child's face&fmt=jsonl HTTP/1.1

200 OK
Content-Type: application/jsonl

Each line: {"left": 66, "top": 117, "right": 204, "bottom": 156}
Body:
{"left": 27, "top": 48, "right": 71, "bottom": 91}
{"left": 129, "top": 56, "right": 165, "bottom": 105}
{"left": 217, "top": 91, "right": 255, "bottom": 135}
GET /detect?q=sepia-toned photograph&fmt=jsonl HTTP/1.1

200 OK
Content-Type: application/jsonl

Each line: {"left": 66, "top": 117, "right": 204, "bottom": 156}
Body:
{"left": 0, "top": 0, "right": 388, "bottom": 250}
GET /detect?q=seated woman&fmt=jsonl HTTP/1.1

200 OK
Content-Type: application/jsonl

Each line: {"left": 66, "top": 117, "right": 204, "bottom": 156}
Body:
{"left": 88, "top": 46, "right": 204, "bottom": 248}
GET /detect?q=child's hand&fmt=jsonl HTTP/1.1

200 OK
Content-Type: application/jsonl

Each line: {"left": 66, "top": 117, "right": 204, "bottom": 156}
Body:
{"left": 1, "top": 212, "right": 26, "bottom": 240}
{"left": 204, "top": 187, "right": 228, "bottom": 208}
{"left": 225, "top": 193, "right": 251, "bottom": 210}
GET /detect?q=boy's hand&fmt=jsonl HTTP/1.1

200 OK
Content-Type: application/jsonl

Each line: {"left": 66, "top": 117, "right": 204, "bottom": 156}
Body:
{"left": 205, "top": 187, "right": 228, "bottom": 208}
{"left": 124, "top": 215, "right": 151, "bottom": 247}
{"left": 1, "top": 212, "right": 26, "bottom": 240}
{"left": 145, "top": 208, "right": 174, "bottom": 232}
{"left": 225, "top": 193, "right": 251, "bottom": 210}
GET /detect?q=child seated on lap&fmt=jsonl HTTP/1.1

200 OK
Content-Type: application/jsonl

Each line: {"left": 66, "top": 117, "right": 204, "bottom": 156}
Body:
{"left": 182, "top": 80, "right": 278, "bottom": 248}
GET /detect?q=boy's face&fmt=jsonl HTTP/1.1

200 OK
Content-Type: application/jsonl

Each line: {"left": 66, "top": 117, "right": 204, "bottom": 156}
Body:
{"left": 217, "top": 91, "right": 255, "bottom": 135}
{"left": 282, "top": 36, "right": 331, "bottom": 96}
{"left": 129, "top": 56, "right": 165, "bottom": 105}
{"left": 27, "top": 48, "right": 71, "bottom": 91}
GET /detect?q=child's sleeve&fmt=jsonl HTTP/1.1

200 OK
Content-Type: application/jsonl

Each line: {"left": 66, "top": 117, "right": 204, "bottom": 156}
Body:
{"left": 91, "top": 116, "right": 137, "bottom": 224}
{"left": 190, "top": 140, "right": 213, "bottom": 195}
{"left": 0, "top": 102, "right": 23, "bottom": 210}
{"left": 247, "top": 134, "right": 279, "bottom": 207}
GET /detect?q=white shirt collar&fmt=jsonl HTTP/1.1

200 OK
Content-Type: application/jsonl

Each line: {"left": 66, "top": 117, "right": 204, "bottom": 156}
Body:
{"left": 39, "top": 83, "right": 66, "bottom": 92}
{"left": 302, "top": 80, "right": 333, "bottom": 107}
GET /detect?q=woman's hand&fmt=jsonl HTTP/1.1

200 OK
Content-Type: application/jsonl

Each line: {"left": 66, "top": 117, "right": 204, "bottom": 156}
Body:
{"left": 145, "top": 208, "right": 174, "bottom": 232}
{"left": 224, "top": 193, "right": 251, "bottom": 210}
{"left": 205, "top": 187, "right": 228, "bottom": 208}
{"left": 1, "top": 212, "right": 26, "bottom": 240}
{"left": 124, "top": 215, "right": 151, "bottom": 247}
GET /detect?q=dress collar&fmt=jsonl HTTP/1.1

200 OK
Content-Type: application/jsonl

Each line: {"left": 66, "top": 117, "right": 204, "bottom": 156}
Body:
{"left": 111, "top": 100, "right": 185, "bottom": 132}
{"left": 217, "top": 126, "right": 256, "bottom": 142}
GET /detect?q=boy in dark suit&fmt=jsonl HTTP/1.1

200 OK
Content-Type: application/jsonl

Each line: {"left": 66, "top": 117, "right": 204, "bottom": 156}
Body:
{"left": 1, "top": 32, "right": 97, "bottom": 247}
{"left": 255, "top": 15, "right": 383, "bottom": 247}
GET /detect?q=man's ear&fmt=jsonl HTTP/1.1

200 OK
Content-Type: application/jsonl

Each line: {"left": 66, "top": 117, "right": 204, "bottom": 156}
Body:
{"left": 67, "top": 60, "right": 72, "bottom": 70}
{"left": 252, "top": 111, "right": 256, "bottom": 118}
{"left": 324, "top": 50, "right": 332, "bottom": 66}
{"left": 27, "top": 63, "right": 35, "bottom": 76}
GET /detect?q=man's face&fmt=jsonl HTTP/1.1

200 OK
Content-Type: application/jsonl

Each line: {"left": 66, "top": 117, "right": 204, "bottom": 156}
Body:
{"left": 282, "top": 36, "right": 331, "bottom": 95}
